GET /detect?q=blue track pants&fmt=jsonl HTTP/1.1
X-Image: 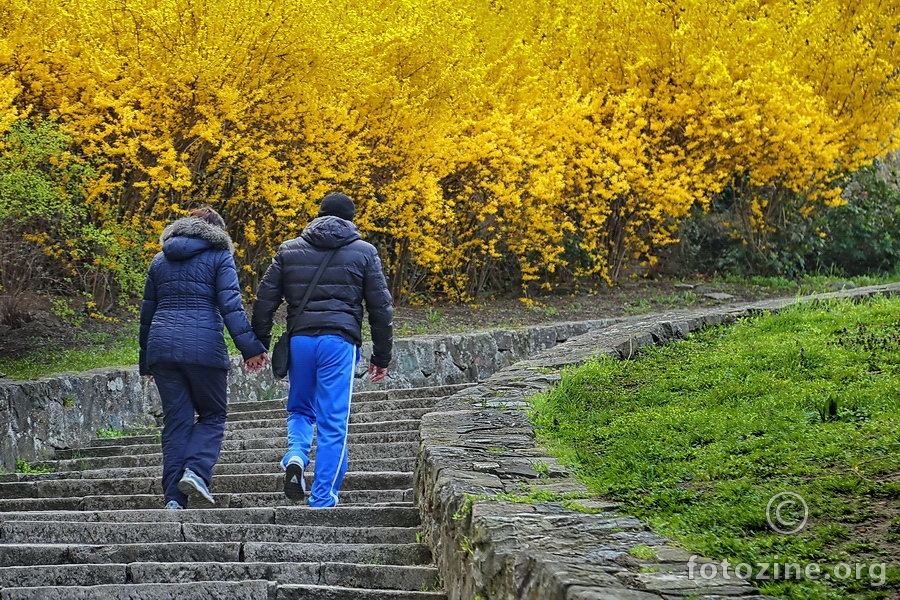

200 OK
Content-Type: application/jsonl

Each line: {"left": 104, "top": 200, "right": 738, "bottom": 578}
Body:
{"left": 283, "top": 335, "right": 358, "bottom": 507}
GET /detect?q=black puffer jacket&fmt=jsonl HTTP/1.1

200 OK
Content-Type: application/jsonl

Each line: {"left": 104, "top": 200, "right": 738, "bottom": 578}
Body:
{"left": 251, "top": 216, "right": 393, "bottom": 368}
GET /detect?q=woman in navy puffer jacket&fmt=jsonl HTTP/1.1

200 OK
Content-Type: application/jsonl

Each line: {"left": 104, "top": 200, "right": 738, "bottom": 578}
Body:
{"left": 139, "top": 206, "right": 267, "bottom": 509}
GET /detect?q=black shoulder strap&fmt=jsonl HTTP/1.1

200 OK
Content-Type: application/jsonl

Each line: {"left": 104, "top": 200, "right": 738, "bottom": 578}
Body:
{"left": 286, "top": 248, "right": 337, "bottom": 335}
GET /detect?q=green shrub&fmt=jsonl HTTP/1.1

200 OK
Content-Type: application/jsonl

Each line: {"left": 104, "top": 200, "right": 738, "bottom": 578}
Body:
{"left": 674, "top": 160, "right": 900, "bottom": 279}
{"left": 817, "top": 163, "right": 900, "bottom": 275}
{"left": 0, "top": 117, "right": 147, "bottom": 324}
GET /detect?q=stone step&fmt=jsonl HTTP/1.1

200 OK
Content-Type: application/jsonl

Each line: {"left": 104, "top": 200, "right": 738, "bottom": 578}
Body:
{"left": 226, "top": 383, "right": 473, "bottom": 413}
{"left": 207, "top": 420, "right": 421, "bottom": 442}
{"left": 276, "top": 585, "right": 445, "bottom": 600}
{"left": 98, "top": 413, "right": 422, "bottom": 438}
{"left": 0, "top": 563, "right": 124, "bottom": 588}
{"left": 86, "top": 419, "right": 421, "bottom": 449}
{"left": 245, "top": 542, "right": 433, "bottom": 566}
{"left": 0, "top": 489, "right": 414, "bottom": 512}
{"left": 37, "top": 458, "right": 416, "bottom": 481}
{"left": 0, "top": 471, "right": 412, "bottom": 500}
{"left": 89, "top": 434, "right": 159, "bottom": 447}
{"left": 132, "top": 561, "right": 439, "bottom": 590}
{"left": 0, "top": 542, "right": 243, "bottom": 566}
{"left": 0, "top": 581, "right": 271, "bottom": 600}
{"left": 58, "top": 431, "right": 419, "bottom": 459}
{"left": 86, "top": 416, "right": 424, "bottom": 450}
{"left": 0, "top": 521, "right": 419, "bottom": 545}
{"left": 225, "top": 418, "right": 420, "bottom": 434}
{"left": 0, "top": 561, "right": 439, "bottom": 591}
{"left": 229, "top": 430, "right": 421, "bottom": 451}
{"left": 225, "top": 405, "right": 432, "bottom": 424}
{"left": 42, "top": 442, "right": 420, "bottom": 471}
{"left": 0, "top": 542, "right": 433, "bottom": 567}
{"left": 0, "top": 506, "right": 420, "bottom": 528}
{"left": 226, "top": 395, "right": 442, "bottom": 418}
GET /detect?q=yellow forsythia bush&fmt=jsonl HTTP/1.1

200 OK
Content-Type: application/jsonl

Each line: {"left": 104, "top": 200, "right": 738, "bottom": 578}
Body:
{"left": 0, "top": 0, "right": 897, "bottom": 303}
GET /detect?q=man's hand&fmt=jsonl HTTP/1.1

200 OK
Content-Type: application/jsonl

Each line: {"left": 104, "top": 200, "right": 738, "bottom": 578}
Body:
{"left": 368, "top": 361, "right": 388, "bottom": 383}
{"left": 244, "top": 352, "right": 269, "bottom": 374}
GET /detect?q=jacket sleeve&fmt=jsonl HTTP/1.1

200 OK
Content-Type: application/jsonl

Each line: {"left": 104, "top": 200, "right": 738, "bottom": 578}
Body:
{"left": 215, "top": 253, "right": 267, "bottom": 359}
{"left": 138, "top": 265, "right": 157, "bottom": 376}
{"left": 251, "top": 249, "right": 285, "bottom": 350}
{"left": 363, "top": 247, "right": 394, "bottom": 368}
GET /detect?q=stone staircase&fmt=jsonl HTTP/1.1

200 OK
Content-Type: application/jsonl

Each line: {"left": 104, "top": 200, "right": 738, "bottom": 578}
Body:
{"left": 0, "top": 383, "right": 473, "bottom": 599}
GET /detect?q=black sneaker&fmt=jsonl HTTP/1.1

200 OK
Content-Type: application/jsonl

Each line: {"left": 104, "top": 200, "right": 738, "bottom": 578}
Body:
{"left": 284, "top": 456, "right": 307, "bottom": 501}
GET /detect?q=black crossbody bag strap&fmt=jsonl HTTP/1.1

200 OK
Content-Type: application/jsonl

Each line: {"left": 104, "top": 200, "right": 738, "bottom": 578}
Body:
{"left": 285, "top": 248, "right": 337, "bottom": 336}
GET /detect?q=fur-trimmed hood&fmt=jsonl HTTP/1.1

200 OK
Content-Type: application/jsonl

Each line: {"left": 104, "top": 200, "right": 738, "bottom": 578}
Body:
{"left": 160, "top": 216, "right": 234, "bottom": 261}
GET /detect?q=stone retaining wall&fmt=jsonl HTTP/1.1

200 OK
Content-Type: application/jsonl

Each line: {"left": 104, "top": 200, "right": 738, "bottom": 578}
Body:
{"left": 0, "top": 319, "right": 615, "bottom": 471}
{"left": 416, "top": 283, "right": 900, "bottom": 599}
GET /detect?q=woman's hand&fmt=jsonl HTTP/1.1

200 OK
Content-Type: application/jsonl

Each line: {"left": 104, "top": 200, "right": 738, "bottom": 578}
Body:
{"left": 244, "top": 352, "right": 269, "bottom": 374}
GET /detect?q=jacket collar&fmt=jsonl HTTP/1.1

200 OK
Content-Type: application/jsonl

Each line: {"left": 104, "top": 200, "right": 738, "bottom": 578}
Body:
{"left": 161, "top": 217, "right": 234, "bottom": 253}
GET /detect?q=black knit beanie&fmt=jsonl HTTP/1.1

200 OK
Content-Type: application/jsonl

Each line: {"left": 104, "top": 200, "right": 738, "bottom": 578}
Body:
{"left": 317, "top": 193, "right": 356, "bottom": 221}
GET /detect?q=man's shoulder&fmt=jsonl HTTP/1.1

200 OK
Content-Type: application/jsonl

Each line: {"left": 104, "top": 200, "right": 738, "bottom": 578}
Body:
{"left": 347, "top": 238, "right": 378, "bottom": 253}
{"left": 278, "top": 236, "right": 304, "bottom": 248}
{"left": 276, "top": 236, "right": 309, "bottom": 254}
{"left": 343, "top": 239, "right": 382, "bottom": 264}
{"left": 276, "top": 236, "right": 378, "bottom": 260}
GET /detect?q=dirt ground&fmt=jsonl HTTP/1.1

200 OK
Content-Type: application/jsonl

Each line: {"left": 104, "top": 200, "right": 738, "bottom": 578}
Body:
{"left": 391, "top": 278, "right": 790, "bottom": 335}
{"left": 0, "top": 277, "right": 798, "bottom": 363}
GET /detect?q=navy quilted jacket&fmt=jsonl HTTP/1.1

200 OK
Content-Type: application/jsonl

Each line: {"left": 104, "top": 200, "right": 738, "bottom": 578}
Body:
{"left": 251, "top": 216, "right": 394, "bottom": 368}
{"left": 139, "top": 217, "right": 266, "bottom": 375}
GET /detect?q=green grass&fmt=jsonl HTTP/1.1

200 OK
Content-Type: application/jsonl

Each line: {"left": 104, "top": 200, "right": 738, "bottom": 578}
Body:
{"left": 15, "top": 459, "right": 54, "bottom": 474}
{"left": 96, "top": 427, "right": 126, "bottom": 438}
{"left": 529, "top": 295, "right": 900, "bottom": 599}
{"left": 0, "top": 329, "right": 142, "bottom": 380}
{"left": 716, "top": 272, "right": 900, "bottom": 295}
{"left": 0, "top": 323, "right": 285, "bottom": 380}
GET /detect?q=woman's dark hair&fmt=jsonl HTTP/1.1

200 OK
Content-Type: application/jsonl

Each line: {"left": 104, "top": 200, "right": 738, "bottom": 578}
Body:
{"left": 189, "top": 205, "right": 226, "bottom": 230}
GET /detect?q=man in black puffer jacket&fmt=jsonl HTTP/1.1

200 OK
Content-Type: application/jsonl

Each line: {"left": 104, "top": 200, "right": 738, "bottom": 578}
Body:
{"left": 252, "top": 192, "right": 393, "bottom": 507}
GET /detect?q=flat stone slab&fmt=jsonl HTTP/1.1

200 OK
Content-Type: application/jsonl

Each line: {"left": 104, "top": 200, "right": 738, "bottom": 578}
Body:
{"left": 1, "top": 521, "right": 183, "bottom": 544}
{"left": 0, "top": 508, "right": 277, "bottom": 524}
{"left": 0, "top": 490, "right": 415, "bottom": 512}
{"left": 242, "top": 542, "right": 433, "bottom": 566}
{"left": 0, "top": 581, "right": 271, "bottom": 600}
{"left": 0, "top": 521, "right": 418, "bottom": 546}
{"left": 0, "top": 563, "right": 125, "bottom": 588}
{"left": 703, "top": 292, "right": 736, "bottom": 301}
{"left": 0, "top": 471, "right": 413, "bottom": 500}
{"left": 0, "top": 506, "right": 421, "bottom": 527}
{"left": 58, "top": 431, "right": 420, "bottom": 459}
{"left": 48, "top": 442, "right": 420, "bottom": 470}
{"left": 126, "top": 561, "right": 439, "bottom": 590}
{"left": 275, "top": 584, "right": 446, "bottom": 600}
{"left": 182, "top": 524, "right": 419, "bottom": 545}
{"left": 0, "top": 542, "right": 242, "bottom": 567}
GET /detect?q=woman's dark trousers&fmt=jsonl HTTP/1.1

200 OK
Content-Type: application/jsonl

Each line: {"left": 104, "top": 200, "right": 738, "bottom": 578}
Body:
{"left": 152, "top": 362, "right": 228, "bottom": 507}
